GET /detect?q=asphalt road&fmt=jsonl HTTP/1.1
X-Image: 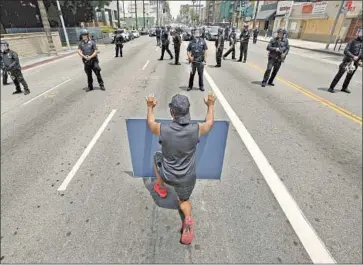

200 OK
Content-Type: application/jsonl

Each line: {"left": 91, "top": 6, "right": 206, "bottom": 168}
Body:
{"left": 1, "top": 36, "right": 362, "bottom": 263}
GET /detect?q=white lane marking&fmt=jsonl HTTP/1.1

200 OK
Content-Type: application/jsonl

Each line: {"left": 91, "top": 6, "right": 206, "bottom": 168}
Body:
{"left": 203, "top": 70, "right": 336, "bottom": 264}
{"left": 142, "top": 60, "right": 150, "bottom": 70}
{"left": 357, "top": 81, "right": 362, "bottom": 84}
{"left": 22, "top": 78, "right": 72, "bottom": 106}
{"left": 58, "top": 109, "right": 117, "bottom": 191}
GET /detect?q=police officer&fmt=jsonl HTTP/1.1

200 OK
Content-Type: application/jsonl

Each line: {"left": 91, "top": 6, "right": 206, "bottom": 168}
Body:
{"left": 113, "top": 28, "right": 125, "bottom": 57}
{"left": 187, "top": 29, "right": 208, "bottom": 91}
{"left": 223, "top": 27, "right": 236, "bottom": 60}
{"left": 281, "top": 29, "right": 290, "bottom": 63}
{"left": 201, "top": 26, "right": 206, "bottom": 39}
{"left": 159, "top": 26, "right": 173, "bottom": 60}
{"left": 261, "top": 28, "right": 289, "bottom": 87}
{"left": 253, "top": 26, "right": 259, "bottom": 44}
{"left": 0, "top": 46, "right": 9, "bottom": 85}
{"left": 328, "top": 28, "right": 362, "bottom": 93}
{"left": 155, "top": 26, "right": 161, "bottom": 46}
{"left": 77, "top": 29, "right": 105, "bottom": 91}
{"left": 238, "top": 23, "right": 250, "bottom": 63}
{"left": 224, "top": 26, "right": 230, "bottom": 47}
{"left": 0, "top": 40, "right": 30, "bottom": 95}
{"left": 215, "top": 27, "right": 224, "bottom": 67}
{"left": 173, "top": 27, "right": 182, "bottom": 65}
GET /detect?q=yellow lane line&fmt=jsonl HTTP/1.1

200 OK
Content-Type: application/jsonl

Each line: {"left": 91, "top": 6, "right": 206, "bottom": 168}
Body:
{"left": 248, "top": 62, "right": 362, "bottom": 126}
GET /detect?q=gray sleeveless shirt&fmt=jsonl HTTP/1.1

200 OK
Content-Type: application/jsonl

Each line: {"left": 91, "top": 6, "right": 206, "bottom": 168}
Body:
{"left": 159, "top": 122, "right": 199, "bottom": 185}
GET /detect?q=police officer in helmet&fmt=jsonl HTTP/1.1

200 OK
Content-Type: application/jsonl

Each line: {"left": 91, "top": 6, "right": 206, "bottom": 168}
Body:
{"left": 328, "top": 28, "right": 362, "bottom": 93}
{"left": 77, "top": 29, "right": 105, "bottom": 91}
{"left": 187, "top": 28, "right": 208, "bottom": 91}
{"left": 252, "top": 26, "right": 259, "bottom": 44}
{"left": 0, "top": 42, "right": 9, "bottom": 85}
{"left": 261, "top": 28, "right": 289, "bottom": 87}
{"left": 113, "top": 28, "right": 125, "bottom": 57}
{"left": 224, "top": 26, "right": 230, "bottom": 47}
{"left": 159, "top": 25, "right": 173, "bottom": 60}
{"left": 238, "top": 23, "right": 250, "bottom": 63}
{"left": 0, "top": 40, "right": 30, "bottom": 95}
{"left": 172, "top": 27, "right": 182, "bottom": 65}
{"left": 215, "top": 27, "right": 224, "bottom": 67}
{"left": 223, "top": 26, "right": 237, "bottom": 60}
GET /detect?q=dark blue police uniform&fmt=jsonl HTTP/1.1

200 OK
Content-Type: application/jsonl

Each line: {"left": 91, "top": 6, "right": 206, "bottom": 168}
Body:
{"left": 187, "top": 37, "right": 208, "bottom": 91}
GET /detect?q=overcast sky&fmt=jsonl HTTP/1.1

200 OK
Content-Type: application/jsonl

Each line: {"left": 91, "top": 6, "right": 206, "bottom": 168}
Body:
{"left": 169, "top": 1, "right": 203, "bottom": 18}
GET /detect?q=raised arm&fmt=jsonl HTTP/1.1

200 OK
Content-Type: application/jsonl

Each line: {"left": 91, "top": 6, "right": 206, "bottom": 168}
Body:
{"left": 198, "top": 92, "right": 216, "bottom": 137}
{"left": 146, "top": 95, "right": 161, "bottom": 136}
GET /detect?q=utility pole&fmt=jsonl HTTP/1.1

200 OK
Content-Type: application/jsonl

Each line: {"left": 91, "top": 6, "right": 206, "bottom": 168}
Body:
{"left": 122, "top": 0, "right": 125, "bottom": 20}
{"left": 326, "top": 0, "right": 345, "bottom": 50}
{"left": 157, "top": 0, "right": 159, "bottom": 26}
{"left": 143, "top": 0, "right": 145, "bottom": 28}
{"left": 134, "top": 0, "right": 138, "bottom": 29}
{"left": 117, "top": 0, "right": 121, "bottom": 28}
{"left": 253, "top": 0, "right": 260, "bottom": 29}
{"left": 56, "top": 0, "right": 70, "bottom": 49}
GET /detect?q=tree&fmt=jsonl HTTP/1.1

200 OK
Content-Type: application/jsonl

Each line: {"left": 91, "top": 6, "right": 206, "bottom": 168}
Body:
{"left": 190, "top": 9, "right": 199, "bottom": 25}
{"left": 37, "top": 0, "right": 57, "bottom": 55}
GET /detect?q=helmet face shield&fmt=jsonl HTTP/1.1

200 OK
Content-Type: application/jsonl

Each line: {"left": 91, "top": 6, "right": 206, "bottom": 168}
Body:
{"left": 1, "top": 42, "right": 8, "bottom": 53}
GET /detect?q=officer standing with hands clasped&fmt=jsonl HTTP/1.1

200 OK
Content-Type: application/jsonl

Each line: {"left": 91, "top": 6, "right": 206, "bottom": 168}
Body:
{"left": 159, "top": 26, "right": 173, "bottom": 61}
{"left": 253, "top": 26, "right": 259, "bottom": 44}
{"left": 223, "top": 27, "right": 237, "bottom": 60}
{"left": 113, "top": 28, "right": 125, "bottom": 58}
{"left": 0, "top": 40, "right": 30, "bottom": 95}
{"left": 328, "top": 28, "right": 362, "bottom": 94}
{"left": 77, "top": 29, "right": 105, "bottom": 92}
{"left": 261, "top": 28, "right": 289, "bottom": 87}
{"left": 215, "top": 27, "right": 224, "bottom": 67}
{"left": 173, "top": 27, "right": 182, "bottom": 65}
{"left": 187, "top": 28, "right": 208, "bottom": 91}
{"left": 237, "top": 23, "right": 250, "bottom": 63}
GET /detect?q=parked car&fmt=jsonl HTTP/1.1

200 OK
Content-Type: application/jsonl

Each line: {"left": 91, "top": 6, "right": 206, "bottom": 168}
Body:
{"left": 126, "top": 30, "right": 134, "bottom": 40}
{"left": 149, "top": 28, "right": 156, "bottom": 37}
{"left": 206, "top": 26, "right": 219, "bottom": 41}
{"left": 131, "top": 30, "right": 140, "bottom": 38}
{"left": 140, "top": 28, "right": 148, "bottom": 35}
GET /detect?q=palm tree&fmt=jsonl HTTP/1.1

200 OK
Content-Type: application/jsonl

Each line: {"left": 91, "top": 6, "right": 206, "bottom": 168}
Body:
{"left": 37, "top": 0, "right": 57, "bottom": 55}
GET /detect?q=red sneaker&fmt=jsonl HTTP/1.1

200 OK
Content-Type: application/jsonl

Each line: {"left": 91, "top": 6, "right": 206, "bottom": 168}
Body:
{"left": 181, "top": 216, "right": 194, "bottom": 245}
{"left": 153, "top": 182, "right": 167, "bottom": 198}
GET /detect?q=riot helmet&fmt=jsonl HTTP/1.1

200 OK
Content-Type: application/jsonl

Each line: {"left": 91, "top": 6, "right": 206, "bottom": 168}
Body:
{"left": 277, "top": 28, "right": 284, "bottom": 38}
{"left": 0, "top": 40, "right": 9, "bottom": 53}
{"left": 218, "top": 27, "right": 224, "bottom": 35}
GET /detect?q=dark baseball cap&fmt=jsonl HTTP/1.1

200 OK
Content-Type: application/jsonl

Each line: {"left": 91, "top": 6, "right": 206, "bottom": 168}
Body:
{"left": 169, "top": 94, "right": 191, "bottom": 125}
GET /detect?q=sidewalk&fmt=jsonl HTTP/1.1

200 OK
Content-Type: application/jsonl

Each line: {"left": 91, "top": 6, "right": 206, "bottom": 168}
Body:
{"left": 257, "top": 36, "right": 345, "bottom": 57}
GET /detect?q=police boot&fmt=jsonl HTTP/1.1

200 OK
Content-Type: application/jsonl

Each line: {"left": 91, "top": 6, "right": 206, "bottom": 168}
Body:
{"left": 24, "top": 88, "right": 30, "bottom": 95}
{"left": 12, "top": 87, "right": 22, "bottom": 94}
{"left": 86, "top": 85, "right": 93, "bottom": 92}
{"left": 341, "top": 88, "right": 351, "bottom": 93}
{"left": 100, "top": 84, "right": 105, "bottom": 91}
{"left": 328, "top": 88, "right": 335, "bottom": 93}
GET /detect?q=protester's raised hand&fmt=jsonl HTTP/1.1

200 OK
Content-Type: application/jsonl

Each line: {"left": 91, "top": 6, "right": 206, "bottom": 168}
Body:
{"left": 204, "top": 91, "right": 216, "bottom": 106}
{"left": 146, "top": 94, "right": 157, "bottom": 108}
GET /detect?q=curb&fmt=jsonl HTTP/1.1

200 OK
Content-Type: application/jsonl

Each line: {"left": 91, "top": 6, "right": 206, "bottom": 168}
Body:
{"left": 21, "top": 51, "right": 76, "bottom": 70}
{"left": 257, "top": 38, "right": 344, "bottom": 57}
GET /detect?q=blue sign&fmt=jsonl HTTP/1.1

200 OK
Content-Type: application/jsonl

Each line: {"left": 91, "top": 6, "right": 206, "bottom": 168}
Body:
{"left": 126, "top": 119, "right": 229, "bottom": 180}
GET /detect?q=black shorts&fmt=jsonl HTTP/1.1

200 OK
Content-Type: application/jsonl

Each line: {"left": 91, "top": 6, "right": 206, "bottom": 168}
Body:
{"left": 154, "top": 151, "right": 196, "bottom": 201}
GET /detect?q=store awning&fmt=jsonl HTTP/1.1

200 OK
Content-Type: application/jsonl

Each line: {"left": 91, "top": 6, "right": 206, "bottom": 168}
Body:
{"left": 255, "top": 10, "right": 276, "bottom": 20}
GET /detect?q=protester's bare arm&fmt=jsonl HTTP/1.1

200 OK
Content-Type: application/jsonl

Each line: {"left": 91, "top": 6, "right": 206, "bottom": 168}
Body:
{"left": 199, "top": 93, "right": 216, "bottom": 137}
{"left": 146, "top": 95, "right": 161, "bottom": 136}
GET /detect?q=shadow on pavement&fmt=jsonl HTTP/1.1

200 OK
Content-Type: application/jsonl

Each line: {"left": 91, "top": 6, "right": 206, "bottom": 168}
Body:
{"left": 142, "top": 178, "right": 179, "bottom": 210}
{"left": 317, "top": 87, "right": 342, "bottom": 93}
{"left": 82, "top": 86, "right": 104, "bottom": 91}
{"left": 251, "top": 81, "right": 262, "bottom": 85}
{"left": 179, "top": 86, "right": 198, "bottom": 91}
